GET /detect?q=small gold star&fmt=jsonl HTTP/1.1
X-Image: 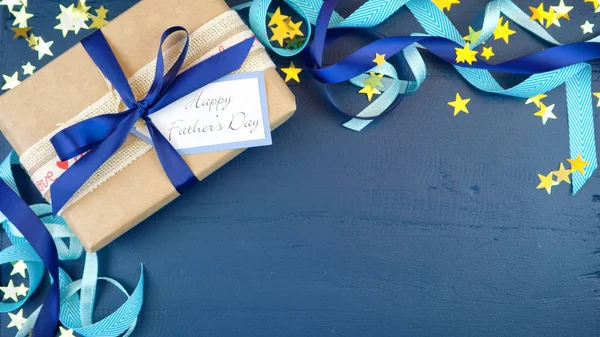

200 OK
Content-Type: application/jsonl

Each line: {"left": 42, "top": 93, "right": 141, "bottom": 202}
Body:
{"left": 543, "top": 7, "right": 561, "bottom": 28}
{"left": 2, "top": 72, "right": 20, "bottom": 90}
{"left": 285, "top": 18, "right": 304, "bottom": 40}
{"left": 537, "top": 173, "right": 559, "bottom": 194}
{"left": 269, "top": 24, "right": 289, "bottom": 47}
{"left": 525, "top": 93, "right": 547, "bottom": 107}
{"left": 493, "top": 17, "right": 516, "bottom": 44}
{"left": 529, "top": 3, "right": 546, "bottom": 24}
{"left": 533, "top": 103, "right": 557, "bottom": 125}
{"left": 89, "top": 13, "right": 109, "bottom": 29}
{"left": 447, "top": 93, "right": 470, "bottom": 116}
{"left": 95, "top": 5, "right": 108, "bottom": 18}
{"left": 455, "top": 43, "right": 478, "bottom": 65}
{"left": 26, "top": 32, "right": 38, "bottom": 47}
{"left": 268, "top": 7, "right": 289, "bottom": 27}
{"left": 373, "top": 53, "right": 386, "bottom": 66}
{"left": 567, "top": 154, "right": 590, "bottom": 174}
{"left": 463, "top": 26, "right": 482, "bottom": 43}
{"left": 552, "top": 162, "right": 571, "bottom": 184}
{"left": 10, "top": 26, "right": 30, "bottom": 39}
{"left": 480, "top": 46, "right": 494, "bottom": 60}
{"left": 363, "top": 72, "right": 384, "bottom": 89}
{"left": 359, "top": 85, "right": 381, "bottom": 101}
{"left": 280, "top": 61, "right": 302, "bottom": 83}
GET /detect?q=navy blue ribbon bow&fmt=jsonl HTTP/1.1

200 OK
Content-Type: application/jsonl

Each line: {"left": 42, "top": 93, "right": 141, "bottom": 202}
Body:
{"left": 49, "top": 27, "right": 254, "bottom": 214}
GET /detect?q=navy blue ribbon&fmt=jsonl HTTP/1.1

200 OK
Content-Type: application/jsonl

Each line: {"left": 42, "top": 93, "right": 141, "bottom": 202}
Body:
{"left": 0, "top": 179, "right": 59, "bottom": 337}
{"left": 49, "top": 27, "right": 254, "bottom": 214}
{"left": 308, "top": 0, "right": 600, "bottom": 85}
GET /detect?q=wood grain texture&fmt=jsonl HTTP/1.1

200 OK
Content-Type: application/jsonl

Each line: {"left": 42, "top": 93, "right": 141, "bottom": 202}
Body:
{"left": 1, "top": 0, "right": 599, "bottom": 336}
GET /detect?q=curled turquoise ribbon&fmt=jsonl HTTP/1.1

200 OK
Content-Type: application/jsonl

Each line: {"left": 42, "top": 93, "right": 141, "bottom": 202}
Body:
{"left": 0, "top": 152, "right": 144, "bottom": 337}
{"left": 239, "top": 0, "right": 598, "bottom": 194}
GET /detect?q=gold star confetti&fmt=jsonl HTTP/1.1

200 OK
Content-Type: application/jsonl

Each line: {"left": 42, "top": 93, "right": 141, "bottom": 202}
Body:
{"left": 584, "top": 0, "right": 599, "bottom": 10}
{"left": 15, "top": 283, "right": 28, "bottom": 297}
{"left": 529, "top": 3, "right": 547, "bottom": 24}
{"left": 10, "top": 27, "right": 30, "bottom": 39}
{"left": 0, "top": 280, "right": 19, "bottom": 302}
{"left": 551, "top": 0, "right": 573, "bottom": 20}
{"left": 480, "top": 46, "right": 494, "bottom": 60}
{"left": 58, "top": 326, "right": 76, "bottom": 337}
{"left": 567, "top": 154, "right": 590, "bottom": 174}
{"left": 447, "top": 93, "right": 470, "bottom": 116}
{"left": 455, "top": 43, "right": 478, "bottom": 65}
{"left": 2, "top": 72, "right": 20, "bottom": 91}
{"left": 7, "top": 309, "right": 27, "bottom": 330}
{"left": 525, "top": 93, "right": 547, "bottom": 107}
{"left": 537, "top": 173, "right": 559, "bottom": 194}
{"left": 359, "top": 85, "right": 381, "bottom": 101}
{"left": 543, "top": 7, "right": 561, "bottom": 28}
{"left": 552, "top": 162, "right": 571, "bottom": 184}
{"left": 72, "top": 0, "right": 91, "bottom": 20}
{"left": 95, "top": 5, "right": 108, "bottom": 18}
{"left": 89, "top": 12, "right": 109, "bottom": 29}
{"left": 11, "top": 260, "right": 27, "bottom": 277}
{"left": 285, "top": 18, "right": 304, "bottom": 40}
{"left": 268, "top": 7, "right": 289, "bottom": 27}
{"left": 0, "top": 0, "right": 22, "bottom": 12}
{"left": 493, "top": 17, "right": 516, "bottom": 44}
{"left": 373, "top": 53, "right": 386, "bottom": 66}
{"left": 463, "top": 26, "right": 482, "bottom": 43}
{"left": 533, "top": 103, "right": 557, "bottom": 124}
{"left": 593, "top": 92, "right": 600, "bottom": 107}
{"left": 269, "top": 24, "right": 289, "bottom": 47}
{"left": 26, "top": 32, "right": 38, "bottom": 48}
{"left": 11, "top": 6, "right": 33, "bottom": 28}
{"left": 34, "top": 37, "right": 53, "bottom": 60}
{"left": 280, "top": 61, "right": 302, "bottom": 83}
{"left": 363, "top": 72, "right": 384, "bottom": 90}
{"left": 431, "top": 0, "right": 460, "bottom": 11}
{"left": 581, "top": 20, "right": 594, "bottom": 34}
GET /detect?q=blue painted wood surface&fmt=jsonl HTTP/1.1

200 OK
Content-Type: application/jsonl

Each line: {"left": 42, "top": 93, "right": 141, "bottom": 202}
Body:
{"left": 1, "top": 1, "right": 599, "bottom": 336}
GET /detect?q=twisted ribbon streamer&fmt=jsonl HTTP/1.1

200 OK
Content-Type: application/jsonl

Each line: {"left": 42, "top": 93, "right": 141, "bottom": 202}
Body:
{"left": 240, "top": 0, "right": 598, "bottom": 193}
{"left": 0, "top": 152, "right": 143, "bottom": 337}
{"left": 49, "top": 27, "right": 255, "bottom": 214}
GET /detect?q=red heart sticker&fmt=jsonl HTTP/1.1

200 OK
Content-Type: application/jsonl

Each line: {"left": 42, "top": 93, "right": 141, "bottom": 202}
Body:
{"left": 56, "top": 160, "right": 69, "bottom": 170}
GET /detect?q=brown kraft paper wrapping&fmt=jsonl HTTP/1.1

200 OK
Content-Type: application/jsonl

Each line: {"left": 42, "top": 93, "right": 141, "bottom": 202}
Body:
{"left": 0, "top": 0, "right": 296, "bottom": 252}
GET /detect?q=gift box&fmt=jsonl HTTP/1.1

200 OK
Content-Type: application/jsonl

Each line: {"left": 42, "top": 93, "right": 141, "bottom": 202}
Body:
{"left": 0, "top": 0, "right": 296, "bottom": 252}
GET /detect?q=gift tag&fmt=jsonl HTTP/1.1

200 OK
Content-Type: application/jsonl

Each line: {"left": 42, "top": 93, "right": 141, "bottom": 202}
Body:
{"left": 131, "top": 71, "right": 272, "bottom": 155}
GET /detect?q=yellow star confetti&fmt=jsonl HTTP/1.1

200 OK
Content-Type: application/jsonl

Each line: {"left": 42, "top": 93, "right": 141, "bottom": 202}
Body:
{"left": 34, "top": 37, "right": 54, "bottom": 60}
{"left": 0, "top": 0, "right": 22, "bottom": 12}
{"left": 72, "top": 0, "right": 91, "bottom": 20}
{"left": 493, "top": 17, "right": 516, "bottom": 44}
{"left": 543, "top": 7, "right": 561, "bottom": 28}
{"left": 285, "top": 18, "right": 304, "bottom": 40}
{"left": 463, "top": 26, "right": 482, "bottom": 43}
{"left": 431, "top": 0, "right": 460, "bottom": 12}
{"left": 89, "top": 12, "right": 109, "bottom": 29}
{"left": 455, "top": 43, "right": 478, "bottom": 65}
{"left": 552, "top": 162, "right": 571, "bottom": 184}
{"left": 280, "top": 61, "right": 302, "bottom": 83}
{"left": 447, "top": 93, "right": 470, "bottom": 116}
{"left": 363, "top": 72, "right": 384, "bottom": 89}
{"left": 268, "top": 7, "right": 289, "bottom": 27}
{"left": 95, "top": 5, "right": 108, "bottom": 18}
{"left": 7, "top": 309, "right": 26, "bottom": 330}
{"left": 529, "top": 3, "right": 547, "bottom": 24}
{"left": 581, "top": 20, "right": 594, "bottom": 34}
{"left": 11, "top": 260, "right": 27, "bottom": 277}
{"left": 269, "top": 24, "right": 289, "bottom": 47}
{"left": 26, "top": 32, "right": 38, "bottom": 48}
{"left": 58, "top": 326, "right": 76, "bottom": 337}
{"left": 11, "top": 6, "right": 33, "bottom": 28}
{"left": 10, "top": 27, "right": 30, "bottom": 39}
{"left": 585, "top": 0, "right": 599, "bottom": 10}
{"left": 537, "top": 173, "right": 559, "bottom": 194}
{"left": 480, "top": 46, "right": 494, "bottom": 60}
{"left": 0, "top": 280, "right": 19, "bottom": 302}
{"left": 567, "top": 154, "right": 590, "bottom": 174}
{"left": 533, "top": 103, "right": 557, "bottom": 124}
{"left": 373, "top": 53, "right": 386, "bottom": 66}
{"left": 551, "top": 0, "right": 573, "bottom": 20}
{"left": 593, "top": 92, "right": 600, "bottom": 107}
{"left": 2, "top": 72, "right": 20, "bottom": 91}
{"left": 359, "top": 85, "right": 381, "bottom": 101}
{"left": 525, "top": 93, "right": 547, "bottom": 107}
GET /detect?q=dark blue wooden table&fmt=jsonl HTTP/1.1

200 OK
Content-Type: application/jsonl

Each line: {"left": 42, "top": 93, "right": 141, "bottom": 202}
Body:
{"left": 1, "top": 1, "right": 599, "bottom": 336}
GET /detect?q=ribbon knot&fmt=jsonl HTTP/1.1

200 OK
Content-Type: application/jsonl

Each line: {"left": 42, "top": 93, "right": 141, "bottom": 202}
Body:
{"left": 48, "top": 26, "right": 255, "bottom": 214}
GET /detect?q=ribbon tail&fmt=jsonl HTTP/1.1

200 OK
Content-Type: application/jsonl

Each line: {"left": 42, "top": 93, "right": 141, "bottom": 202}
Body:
{"left": 144, "top": 118, "right": 198, "bottom": 194}
{"left": 50, "top": 111, "right": 141, "bottom": 214}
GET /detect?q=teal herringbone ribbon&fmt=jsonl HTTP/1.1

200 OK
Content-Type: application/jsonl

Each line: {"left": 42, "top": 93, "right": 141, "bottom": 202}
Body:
{"left": 242, "top": 0, "right": 598, "bottom": 194}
